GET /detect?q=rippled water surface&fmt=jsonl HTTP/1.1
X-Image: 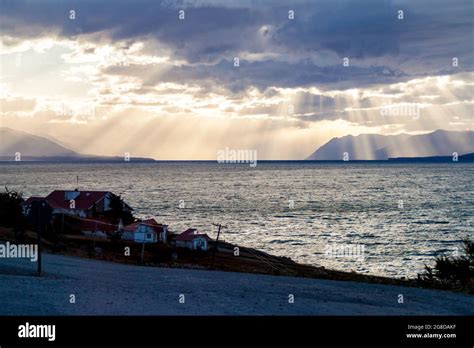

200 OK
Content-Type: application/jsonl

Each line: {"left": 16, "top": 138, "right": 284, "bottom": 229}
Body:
{"left": 2, "top": 162, "right": 473, "bottom": 277}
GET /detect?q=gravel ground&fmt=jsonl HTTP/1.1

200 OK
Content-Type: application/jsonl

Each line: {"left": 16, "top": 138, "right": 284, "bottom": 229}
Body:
{"left": 0, "top": 253, "right": 473, "bottom": 315}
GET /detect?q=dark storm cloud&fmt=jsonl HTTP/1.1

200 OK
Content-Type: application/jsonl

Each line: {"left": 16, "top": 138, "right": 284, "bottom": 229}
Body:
{"left": 271, "top": 0, "right": 402, "bottom": 58}
{"left": 1, "top": 0, "right": 473, "bottom": 90}
{"left": 0, "top": 0, "right": 265, "bottom": 62}
{"left": 105, "top": 58, "right": 407, "bottom": 92}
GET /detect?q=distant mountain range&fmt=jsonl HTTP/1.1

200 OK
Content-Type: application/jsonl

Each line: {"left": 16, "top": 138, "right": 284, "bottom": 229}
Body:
{"left": 0, "top": 127, "right": 155, "bottom": 161}
{"left": 388, "top": 152, "right": 474, "bottom": 162}
{"left": 306, "top": 130, "right": 474, "bottom": 161}
{"left": 2, "top": 127, "right": 473, "bottom": 162}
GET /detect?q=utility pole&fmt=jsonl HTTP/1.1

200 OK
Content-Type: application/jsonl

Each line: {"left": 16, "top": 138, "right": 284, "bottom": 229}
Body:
{"left": 210, "top": 223, "right": 227, "bottom": 269}
{"left": 31, "top": 200, "right": 50, "bottom": 277}
{"left": 37, "top": 203, "right": 42, "bottom": 277}
{"left": 140, "top": 241, "right": 145, "bottom": 265}
{"left": 93, "top": 220, "right": 97, "bottom": 249}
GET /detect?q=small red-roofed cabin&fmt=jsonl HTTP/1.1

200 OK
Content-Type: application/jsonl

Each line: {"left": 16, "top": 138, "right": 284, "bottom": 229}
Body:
{"left": 122, "top": 218, "right": 168, "bottom": 244}
{"left": 174, "top": 228, "right": 211, "bottom": 251}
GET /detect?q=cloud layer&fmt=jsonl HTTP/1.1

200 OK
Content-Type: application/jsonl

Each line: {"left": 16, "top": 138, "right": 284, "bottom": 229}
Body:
{"left": 1, "top": 0, "right": 473, "bottom": 159}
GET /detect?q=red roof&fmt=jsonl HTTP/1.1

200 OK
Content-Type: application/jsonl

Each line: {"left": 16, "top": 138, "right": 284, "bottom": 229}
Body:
{"left": 123, "top": 218, "right": 166, "bottom": 233}
{"left": 45, "top": 190, "right": 109, "bottom": 210}
{"left": 22, "top": 196, "right": 45, "bottom": 206}
{"left": 174, "top": 228, "right": 211, "bottom": 241}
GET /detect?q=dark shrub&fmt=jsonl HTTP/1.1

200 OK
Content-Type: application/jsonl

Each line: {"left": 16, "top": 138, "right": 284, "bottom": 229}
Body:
{"left": 0, "top": 187, "right": 24, "bottom": 227}
{"left": 421, "top": 239, "right": 473, "bottom": 292}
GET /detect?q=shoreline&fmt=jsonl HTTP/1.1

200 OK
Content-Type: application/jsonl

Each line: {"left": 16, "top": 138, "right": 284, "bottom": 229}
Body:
{"left": 0, "top": 227, "right": 462, "bottom": 294}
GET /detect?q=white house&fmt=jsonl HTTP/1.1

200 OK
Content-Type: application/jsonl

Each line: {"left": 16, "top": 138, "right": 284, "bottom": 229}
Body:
{"left": 122, "top": 218, "right": 167, "bottom": 244}
{"left": 174, "top": 229, "right": 211, "bottom": 251}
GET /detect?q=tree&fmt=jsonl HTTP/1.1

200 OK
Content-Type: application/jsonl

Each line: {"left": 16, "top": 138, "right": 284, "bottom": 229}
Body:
{"left": 0, "top": 187, "right": 27, "bottom": 241}
{"left": 0, "top": 187, "right": 25, "bottom": 226}
{"left": 106, "top": 194, "right": 135, "bottom": 225}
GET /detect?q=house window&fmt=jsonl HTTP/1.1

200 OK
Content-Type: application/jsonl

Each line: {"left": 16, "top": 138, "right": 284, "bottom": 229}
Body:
{"left": 196, "top": 239, "right": 205, "bottom": 250}
{"left": 146, "top": 233, "right": 152, "bottom": 240}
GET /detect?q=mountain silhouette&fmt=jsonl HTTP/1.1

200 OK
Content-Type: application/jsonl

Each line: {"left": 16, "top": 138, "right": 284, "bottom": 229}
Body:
{"left": 306, "top": 130, "right": 474, "bottom": 160}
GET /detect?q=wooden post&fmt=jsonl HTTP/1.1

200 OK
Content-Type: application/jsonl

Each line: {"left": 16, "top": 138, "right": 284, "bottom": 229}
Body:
{"left": 140, "top": 241, "right": 145, "bottom": 265}
{"left": 93, "top": 220, "right": 97, "bottom": 249}
{"left": 61, "top": 213, "right": 64, "bottom": 235}
{"left": 37, "top": 203, "right": 42, "bottom": 277}
{"left": 210, "top": 223, "right": 227, "bottom": 269}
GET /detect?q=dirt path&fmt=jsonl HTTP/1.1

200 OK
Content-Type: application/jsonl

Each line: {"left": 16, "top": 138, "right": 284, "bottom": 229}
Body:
{"left": 0, "top": 253, "right": 472, "bottom": 315}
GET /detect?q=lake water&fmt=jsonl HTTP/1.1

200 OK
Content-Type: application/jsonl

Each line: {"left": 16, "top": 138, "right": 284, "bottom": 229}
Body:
{"left": 1, "top": 161, "right": 473, "bottom": 278}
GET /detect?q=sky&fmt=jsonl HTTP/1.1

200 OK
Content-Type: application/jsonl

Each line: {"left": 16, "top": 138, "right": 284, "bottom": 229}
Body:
{"left": 0, "top": 0, "right": 473, "bottom": 159}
